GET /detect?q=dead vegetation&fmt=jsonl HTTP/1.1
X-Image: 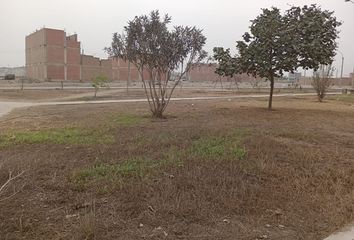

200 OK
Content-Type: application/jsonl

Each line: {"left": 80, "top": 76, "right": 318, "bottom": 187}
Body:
{"left": 0, "top": 87, "right": 322, "bottom": 102}
{"left": 0, "top": 96, "right": 353, "bottom": 239}
{"left": 0, "top": 168, "right": 25, "bottom": 202}
{"left": 0, "top": 89, "right": 93, "bottom": 101}
{"left": 312, "top": 65, "right": 333, "bottom": 102}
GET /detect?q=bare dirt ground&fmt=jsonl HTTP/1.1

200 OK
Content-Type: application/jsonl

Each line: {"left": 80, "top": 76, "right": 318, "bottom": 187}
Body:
{"left": 0, "top": 87, "right": 320, "bottom": 102}
{"left": 0, "top": 95, "right": 353, "bottom": 240}
{"left": 0, "top": 89, "right": 94, "bottom": 101}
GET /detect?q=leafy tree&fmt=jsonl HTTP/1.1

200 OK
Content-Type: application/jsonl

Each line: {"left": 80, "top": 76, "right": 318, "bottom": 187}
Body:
{"left": 213, "top": 48, "right": 240, "bottom": 78}
{"left": 106, "top": 10, "right": 207, "bottom": 118}
{"left": 92, "top": 75, "right": 108, "bottom": 99}
{"left": 214, "top": 5, "right": 341, "bottom": 109}
{"left": 312, "top": 65, "right": 333, "bottom": 102}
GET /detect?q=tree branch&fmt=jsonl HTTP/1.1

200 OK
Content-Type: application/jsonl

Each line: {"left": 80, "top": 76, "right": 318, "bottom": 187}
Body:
{"left": 0, "top": 170, "right": 25, "bottom": 196}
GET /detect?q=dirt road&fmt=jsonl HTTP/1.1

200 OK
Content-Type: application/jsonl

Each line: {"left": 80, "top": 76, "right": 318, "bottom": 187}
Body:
{"left": 0, "top": 92, "right": 337, "bottom": 119}
{"left": 0, "top": 101, "right": 34, "bottom": 118}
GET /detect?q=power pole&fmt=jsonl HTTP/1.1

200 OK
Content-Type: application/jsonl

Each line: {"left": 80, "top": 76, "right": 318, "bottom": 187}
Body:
{"left": 340, "top": 55, "right": 344, "bottom": 84}
{"left": 338, "top": 50, "right": 344, "bottom": 87}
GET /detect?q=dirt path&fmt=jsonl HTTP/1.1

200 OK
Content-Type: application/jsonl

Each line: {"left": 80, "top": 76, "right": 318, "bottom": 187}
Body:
{"left": 0, "top": 102, "right": 35, "bottom": 118}
{"left": 324, "top": 224, "right": 354, "bottom": 240}
{"left": 0, "top": 92, "right": 339, "bottom": 119}
{"left": 48, "top": 88, "right": 124, "bottom": 101}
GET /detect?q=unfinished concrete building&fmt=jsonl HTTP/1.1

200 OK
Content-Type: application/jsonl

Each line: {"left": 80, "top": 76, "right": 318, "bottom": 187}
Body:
{"left": 25, "top": 28, "right": 140, "bottom": 82}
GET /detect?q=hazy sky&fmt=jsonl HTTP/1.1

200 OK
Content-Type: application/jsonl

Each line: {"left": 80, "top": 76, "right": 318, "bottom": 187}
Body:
{"left": 1, "top": 0, "right": 353, "bottom": 76}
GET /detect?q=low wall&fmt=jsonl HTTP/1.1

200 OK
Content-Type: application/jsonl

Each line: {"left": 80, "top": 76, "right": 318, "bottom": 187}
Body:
{"left": 298, "top": 77, "right": 352, "bottom": 87}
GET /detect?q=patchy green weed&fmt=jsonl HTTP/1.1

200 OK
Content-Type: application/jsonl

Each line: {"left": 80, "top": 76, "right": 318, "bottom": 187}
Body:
{"left": 190, "top": 129, "right": 248, "bottom": 160}
{"left": 334, "top": 94, "right": 354, "bottom": 103}
{"left": 73, "top": 158, "right": 151, "bottom": 184}
{"left": 72, "top": 152, "right": 183, "bottom": 188}
{"left": 111, "top": 113, "right": 146, "bottom": 126}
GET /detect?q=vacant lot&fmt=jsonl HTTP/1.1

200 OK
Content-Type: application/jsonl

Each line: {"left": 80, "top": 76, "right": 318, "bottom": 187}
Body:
{"left": 0, "top": 89, "right": 94, "bottom": 101}
{"left": 0, "top": 95, "right": 353, "bottom": 240}
{"left": 0, "top": 86, "right": 321, "bottom": 102}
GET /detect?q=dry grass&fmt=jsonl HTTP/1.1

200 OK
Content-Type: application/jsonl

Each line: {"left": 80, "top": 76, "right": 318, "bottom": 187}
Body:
{"left": 0, "top": 86, "right": 326, "bottom": 102}
{"left": 74, "top": 209, "right": 97, "bottom": 240}
{"left": 0, "top": 89, "right": 93, "bottom": 101}
{"left": 0, "top": 95, "right": 353, "bottom": 239}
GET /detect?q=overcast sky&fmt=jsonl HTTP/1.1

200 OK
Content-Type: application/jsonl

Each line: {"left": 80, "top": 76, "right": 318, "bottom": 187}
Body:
{"left": 1, "top": 0, "right": 353, "bottom": 76}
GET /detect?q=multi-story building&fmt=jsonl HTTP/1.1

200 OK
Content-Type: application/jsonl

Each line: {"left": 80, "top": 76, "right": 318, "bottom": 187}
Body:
{"left": 25, "top": 28, "right": 140, "bottom": 82}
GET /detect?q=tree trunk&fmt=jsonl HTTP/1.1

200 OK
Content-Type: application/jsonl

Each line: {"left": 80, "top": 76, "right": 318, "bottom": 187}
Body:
{"left": 268, "top": 76, "right": 274, "bottom": 110}
{"left": 127, "top": 61, "right": 131, "bottom": 94}
{"left": 152, "top": 109, "right": 163, "bottom": 118}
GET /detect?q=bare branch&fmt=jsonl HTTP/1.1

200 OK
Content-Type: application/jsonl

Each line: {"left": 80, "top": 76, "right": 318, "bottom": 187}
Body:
{"left": 0, "top": 170, "right": 25, "bottom": 196}
{"left": 0, "top": 183, "right": 26, "bottom": 202}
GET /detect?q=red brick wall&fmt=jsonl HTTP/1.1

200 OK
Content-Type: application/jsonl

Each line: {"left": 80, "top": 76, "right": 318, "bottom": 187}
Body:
{"left": 81, "top": 55, "right": 101, "bottom": 81}
{"left": 46, "top": 29, "right": 65, "bottom": 46}
{"left": 298, "top": 77, "right": 353, "bottom": 86}
{"left": 331, "top": 78, "right": 352, "bottom": 86}
{"left": 26, "top": 28, "right": 149, "bottom": 82}
{"left": 66, "top": 37, "right": 80, "bottom": 48}
{"left": 112, "top": 69, "right": 119, "bottom": 80}
{"left": 189, "top": 64, "right": 258, "bottom": 82}
{"left": 79, "top": 57, "right": 144, "bottom": 82}
{"left": 66, "top": 47, "right": 80, "bottom": 64}
{"left": 45, "top": 29, "right": 66, "bottom": 80}
{"left": 26, "top": 65, "right": 46, "bottom": 80}
{"left": 100, "top": 59, "right": 112, "bottom": 67}
{"left": 25, "top": 29, "right": 46, "bottom": 80}
{"left": 116, "top": 59, "right": 142, "bottom": 81}
{"left": 25, "top": 47, "right": 46, "bottom": 66}
{"left": 66, "top": 36, "right": 80, "bottom": 80}
{"left": 189, "top": 64, "right": 220, "bottom": 81}
{"left": 100, "top": 67, "right": 113, "bottom": 80}
{"left": 47, "top": 46, "right": 64, "bottom": 64}
{"left": 81, "top": 55, "right": 100, "bottom": 66}
{"left": 100, "top": 59, "right": 113, "bottom": 79}
{"left": 47, "top": 65, "right": 64, "bottom": 80}
{"left": 81, "top": 66, "right": 101, "bottom": 81}
{"left": 67, "top": 65, "right": 80, "bottom": 80}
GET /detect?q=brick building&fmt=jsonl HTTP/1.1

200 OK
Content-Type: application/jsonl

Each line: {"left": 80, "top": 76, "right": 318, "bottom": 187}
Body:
{"left": 188, "top": 63, "right": 259, "bottom": 82}
{"left": 25, "top": 28, "right": 141, "bottom": 82}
